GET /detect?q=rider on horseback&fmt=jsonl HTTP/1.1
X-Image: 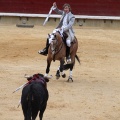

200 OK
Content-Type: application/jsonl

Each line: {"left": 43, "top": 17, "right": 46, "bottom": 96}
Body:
{"left": 39, "top": 2, "right": 75, "bottom": 63}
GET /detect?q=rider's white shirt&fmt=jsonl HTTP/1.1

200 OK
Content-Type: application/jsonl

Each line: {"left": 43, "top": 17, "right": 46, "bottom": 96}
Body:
{"left": 62, "top": 13, "right": 68, "bottom": 28}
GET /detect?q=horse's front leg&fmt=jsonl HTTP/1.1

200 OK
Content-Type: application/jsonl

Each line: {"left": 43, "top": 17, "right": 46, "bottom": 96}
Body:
{"left": 56, "top": 66, "right": 60, "bottom": 79}
{"left": 60, "top": 59, "right": 66, "bottom": 78}
{"left": 45, "top": 57, "right": 52, "bottom": 77}
{"left": 56, "top": 59, "right": 66, "bottom": 79}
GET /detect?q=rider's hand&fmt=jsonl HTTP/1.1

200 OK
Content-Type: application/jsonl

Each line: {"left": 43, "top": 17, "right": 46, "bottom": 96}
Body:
{"left": 53, "top": 2, "right": 57, "bottom": 7}
{"left": 57, "top": 27, "right": 61, "bottom": 30}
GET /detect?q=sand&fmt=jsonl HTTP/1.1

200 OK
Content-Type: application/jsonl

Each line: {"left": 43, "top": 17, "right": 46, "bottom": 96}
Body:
{"left": 0, "top": 25, "right": 120, "bottom": 120}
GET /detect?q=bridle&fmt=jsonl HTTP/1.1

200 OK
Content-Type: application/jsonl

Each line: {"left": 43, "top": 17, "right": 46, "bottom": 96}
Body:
{"left": 50, "top": 37, "right": 58, "bottom": 53}
{"left": 49, "top": 32, "right": 64, "bottom": 61}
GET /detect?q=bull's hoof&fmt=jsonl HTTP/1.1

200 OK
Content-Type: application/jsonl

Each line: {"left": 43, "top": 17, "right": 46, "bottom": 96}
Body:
{"left": 67, "top": 76, "right": 73, "bottom": 82}
{"left": 62, "top": 73, "right": 66, "bottom": 78}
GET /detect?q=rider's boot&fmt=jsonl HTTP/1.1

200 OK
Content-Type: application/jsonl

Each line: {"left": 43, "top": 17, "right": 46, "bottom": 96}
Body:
{"left": 38, "top": 38, "right": 49, "bottom": 56}
{"left": 66, "top": 46, "right": 71, "bottom": 64}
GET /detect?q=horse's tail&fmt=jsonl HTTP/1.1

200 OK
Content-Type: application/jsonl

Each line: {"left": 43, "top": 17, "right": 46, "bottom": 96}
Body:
{"left": 75, "top": 54, "right": 80, "bottom": 64}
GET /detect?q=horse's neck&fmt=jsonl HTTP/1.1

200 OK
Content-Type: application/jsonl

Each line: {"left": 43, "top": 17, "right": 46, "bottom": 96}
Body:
{"left": 50, "top": 43, "right": 56, "bottom": 51}
{"left": 50, "top": 38, "right": 62, "bottom": 54}
{"left": 56, "top": 36, "right": 63, "bottom": 47}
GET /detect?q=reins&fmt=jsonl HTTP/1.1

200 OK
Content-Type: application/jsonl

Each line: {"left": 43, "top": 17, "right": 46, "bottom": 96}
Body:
{"left": 53, "top": 42, "right": 64, "bottom": 61}
{"left": 50, "top": 35, "right": 64, "bottom": 62}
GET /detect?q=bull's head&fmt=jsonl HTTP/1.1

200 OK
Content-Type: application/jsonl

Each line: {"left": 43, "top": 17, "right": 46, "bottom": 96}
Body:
{"left": 24, "top": 73, "right": 52, "bottom": 82}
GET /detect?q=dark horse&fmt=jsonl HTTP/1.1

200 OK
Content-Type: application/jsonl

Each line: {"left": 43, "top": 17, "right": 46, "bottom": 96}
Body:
{"left": 44, "top": 30, "right": 80, "bottom": 82}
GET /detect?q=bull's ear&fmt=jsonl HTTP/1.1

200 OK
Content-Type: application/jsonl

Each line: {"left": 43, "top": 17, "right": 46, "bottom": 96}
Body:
{"left": 24, "top": 74, "right": 33, "bottom": 81}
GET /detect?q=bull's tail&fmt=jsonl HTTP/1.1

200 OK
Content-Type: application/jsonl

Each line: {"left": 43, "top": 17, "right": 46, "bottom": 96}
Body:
{"left": 27, "top": 85, "right": 33, "bottom": 120}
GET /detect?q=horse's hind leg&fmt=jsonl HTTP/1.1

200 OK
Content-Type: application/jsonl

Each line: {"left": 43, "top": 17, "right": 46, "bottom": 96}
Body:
{"left": 67, "top": 61, "right": 75, "bottom": 82}
{"left": 67, "top": 63, "right": 74, "bottom": 82}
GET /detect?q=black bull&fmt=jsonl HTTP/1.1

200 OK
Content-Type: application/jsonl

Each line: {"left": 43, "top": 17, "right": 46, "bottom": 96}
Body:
{"left": 21, "top": 73, "right": 49, "bottom": 120}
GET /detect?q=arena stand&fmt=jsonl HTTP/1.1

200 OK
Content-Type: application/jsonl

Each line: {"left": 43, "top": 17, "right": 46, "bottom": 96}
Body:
{"left": 0, "top": 0, "right": 120, "bottom": 28}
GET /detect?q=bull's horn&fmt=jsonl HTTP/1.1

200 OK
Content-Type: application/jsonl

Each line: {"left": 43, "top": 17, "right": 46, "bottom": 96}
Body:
{"left": 24, "top": 74, "right": 32, "bottom": 78}
{"left": 44, "top": 75, "right": 53, "bottom": 79}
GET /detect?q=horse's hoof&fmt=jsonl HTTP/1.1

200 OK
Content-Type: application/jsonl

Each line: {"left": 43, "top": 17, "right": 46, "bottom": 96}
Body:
{"left": 56, "top": 70, "right": 60, "bottom": 79}
{"left": 62, "top": 73, "right": 66, "bottom": 78}
{"left": 56, "top": 76, "right": 60, "bottom": 79}
{"left": 56, "top": 74, "right": 60, "bottom": 79}
{"left": 67, "top": 77, "right": 73, "bottom": 82}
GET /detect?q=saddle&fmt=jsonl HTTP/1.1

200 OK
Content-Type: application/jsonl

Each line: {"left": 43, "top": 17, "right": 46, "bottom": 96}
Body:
{"left": 62, "top": 32, "right": 76, "bottom": 45}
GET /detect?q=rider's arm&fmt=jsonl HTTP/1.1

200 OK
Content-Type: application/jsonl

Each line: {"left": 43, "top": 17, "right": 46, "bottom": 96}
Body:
{"left": 53, "top": 7, "right": 63, "bottom": 15}
{"left": 62, "top": 16, "right": 75, "bottom": 32}
{"left": 53, "top": 2, "right": 63, "bottom": 15}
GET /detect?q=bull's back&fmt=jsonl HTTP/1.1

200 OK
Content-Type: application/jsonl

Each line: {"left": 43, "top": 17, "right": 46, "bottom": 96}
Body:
{"left": 21, "top": 82, "right": 49, "bottom": 118}
{"left": 32, "top": 83, "right": 49, "bottom": 102}
{"left": 22, "top": 83, "right": 48, "bottom": 104}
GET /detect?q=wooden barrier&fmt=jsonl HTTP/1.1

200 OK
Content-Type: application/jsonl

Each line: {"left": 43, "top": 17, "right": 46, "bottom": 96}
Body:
{"left": 0, "top": 13, "right": 120, "bottom": 28}
{"left": 0, "top": 13, "right": 120, "bottom": 20}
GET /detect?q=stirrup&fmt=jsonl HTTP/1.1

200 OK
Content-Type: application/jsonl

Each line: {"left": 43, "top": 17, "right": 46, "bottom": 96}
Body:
{"left": 67, "top": 56, "right": 71, "bottom": 64}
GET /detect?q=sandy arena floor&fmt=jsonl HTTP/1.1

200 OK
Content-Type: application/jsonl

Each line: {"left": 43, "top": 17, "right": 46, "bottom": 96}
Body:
{"left": 0, "top": 25, "right": 120, "bottom": 120}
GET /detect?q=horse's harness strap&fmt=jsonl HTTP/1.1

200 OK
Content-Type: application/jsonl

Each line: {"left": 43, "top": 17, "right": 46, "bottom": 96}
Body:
{"left": 50, "top": 40, "right": 58, "bottom": 53}
{"left": 56, "top": 42, "right": 63, "bottom": 54}
{"left": 53, "top": 41, "right": 64, "bottom": 61}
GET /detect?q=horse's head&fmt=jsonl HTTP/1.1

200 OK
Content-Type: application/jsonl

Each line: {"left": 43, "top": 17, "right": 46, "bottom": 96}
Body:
{"left": 48, "top": 33, "right": 57, "bottom": 45}
{"left": 47, "top": 29, "right": 63, "bottom": 55}
{"left": 48, "top": 29, "right": 62, "bottom": 45}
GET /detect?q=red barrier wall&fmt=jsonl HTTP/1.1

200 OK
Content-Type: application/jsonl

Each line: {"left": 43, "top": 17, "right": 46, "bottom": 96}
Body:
{"left": 0, "top": 0, "right": 120, "bottom": 16}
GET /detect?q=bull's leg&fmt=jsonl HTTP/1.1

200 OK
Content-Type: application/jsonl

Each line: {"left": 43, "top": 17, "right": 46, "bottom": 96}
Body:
{"left": 45, "top": 58, "right": 52, "bottom": 77}
{"left": 60, "top": 59, "right": 66, "bottom": 78}
{"left": 32, "top": 109, "right": 38, "bottom": 120}
{"left": 39, "top": 104, "right": 47, "bottom": 120}
{"left": 21, "top": 101, "right": 28, "bottom": 120}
